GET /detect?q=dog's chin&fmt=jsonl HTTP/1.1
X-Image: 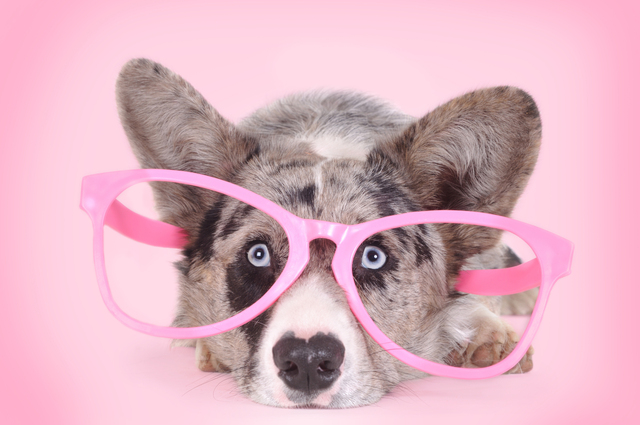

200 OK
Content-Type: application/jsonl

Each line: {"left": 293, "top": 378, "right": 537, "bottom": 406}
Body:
{"left": 270, "top": 389, "right": 340, "bottom": 409}
{"left": 246, "top": 385, "right": 387, "bottom": 409}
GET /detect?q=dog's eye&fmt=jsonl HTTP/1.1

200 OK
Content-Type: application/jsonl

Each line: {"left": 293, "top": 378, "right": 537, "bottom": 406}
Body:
{"left": 247, "top": 243, "right": 271, "bottom": 267}
{"left": 361, "top": 246, "right": 387, "bottom": 270}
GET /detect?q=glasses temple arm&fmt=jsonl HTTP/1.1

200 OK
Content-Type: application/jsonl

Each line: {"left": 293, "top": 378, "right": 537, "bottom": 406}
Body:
{"left": 104, "top": 199, "right": 189, "bottom": 249}
{"left": 455, "top": 259, "right": 541, "bottom": 296}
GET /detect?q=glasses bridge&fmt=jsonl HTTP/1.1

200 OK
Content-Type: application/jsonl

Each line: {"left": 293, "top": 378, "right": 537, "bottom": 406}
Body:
{"left": 304, "top": 219, "right": 350, "bottom": 244}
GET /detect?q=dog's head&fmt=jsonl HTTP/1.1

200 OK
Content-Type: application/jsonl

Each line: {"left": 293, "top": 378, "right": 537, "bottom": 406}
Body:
{"left": 115, "top": 59, "right": 540, "bottom": 407}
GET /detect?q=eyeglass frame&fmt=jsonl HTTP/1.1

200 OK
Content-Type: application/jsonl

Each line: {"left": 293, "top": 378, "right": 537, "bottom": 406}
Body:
{"left": 80, "top": 168, "right": 573, "bottom": 380}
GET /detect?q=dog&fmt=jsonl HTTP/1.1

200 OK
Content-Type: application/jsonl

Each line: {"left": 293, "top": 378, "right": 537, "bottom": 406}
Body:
{"left": 115, "top": 58, "right": 541, "bottom": 408}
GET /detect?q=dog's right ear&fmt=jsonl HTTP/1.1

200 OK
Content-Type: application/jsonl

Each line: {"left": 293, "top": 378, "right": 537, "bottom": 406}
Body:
{"left": 371, "top": 87, "right": 541, "bottom": 282}
{"left": 116, "top": 58, "right": 258, "bottom": 235}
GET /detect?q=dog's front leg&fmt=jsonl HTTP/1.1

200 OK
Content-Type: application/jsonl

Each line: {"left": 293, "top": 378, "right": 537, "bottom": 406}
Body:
{"left": 195, "top": 339, "right": 227, "bottom": 372}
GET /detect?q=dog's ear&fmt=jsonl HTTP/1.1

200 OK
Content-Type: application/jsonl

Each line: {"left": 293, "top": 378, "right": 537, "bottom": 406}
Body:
{"left": 116, "top": 58, "right": 258, "bottom": 234}
{"left": 372, "top": 87, "right": 541, "bottom": 279}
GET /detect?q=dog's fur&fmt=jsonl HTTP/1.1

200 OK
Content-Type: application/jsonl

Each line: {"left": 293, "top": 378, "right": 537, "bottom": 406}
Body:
{"left": 116, "top": 58, "right": 541, "bottom": 408}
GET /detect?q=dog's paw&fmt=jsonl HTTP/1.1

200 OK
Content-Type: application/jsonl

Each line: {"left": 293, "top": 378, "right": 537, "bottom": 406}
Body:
{"left": 448, "top": 313, "right": 533, "bottom": 373}
{"left": 506, "top": 344, "right": 534, "bottom": 374}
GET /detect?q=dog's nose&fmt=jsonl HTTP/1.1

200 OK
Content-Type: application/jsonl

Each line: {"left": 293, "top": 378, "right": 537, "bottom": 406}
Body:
{"left": 272, "top": 332, "right": 345, "bottom": 393}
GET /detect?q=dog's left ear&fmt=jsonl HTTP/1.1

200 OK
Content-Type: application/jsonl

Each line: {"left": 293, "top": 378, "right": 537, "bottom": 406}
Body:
{"left": 372, "top": 87, "right": 541, "bottom": 279}
{"left": 115, "top": 58, "right": 259, "bottom": 237}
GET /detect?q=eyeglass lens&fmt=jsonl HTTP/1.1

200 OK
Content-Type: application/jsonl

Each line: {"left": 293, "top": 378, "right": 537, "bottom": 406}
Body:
{"left": 104, "top": 181, "right": 539, "bottom": 369}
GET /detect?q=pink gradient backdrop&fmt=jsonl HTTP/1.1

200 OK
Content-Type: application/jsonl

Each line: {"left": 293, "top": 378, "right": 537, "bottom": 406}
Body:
{"left": 1, "top": 0, "right": 638, "bottom": 423}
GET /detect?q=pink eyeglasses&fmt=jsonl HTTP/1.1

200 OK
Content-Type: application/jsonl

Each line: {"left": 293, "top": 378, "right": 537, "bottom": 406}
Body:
{"left": 81, "top": 169, "right": 573, "bottom": 379}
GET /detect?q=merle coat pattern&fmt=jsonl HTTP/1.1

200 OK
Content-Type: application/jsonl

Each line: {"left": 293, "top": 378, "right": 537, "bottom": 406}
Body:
{"left": 116, "top": 58, "right": 541, "bottom": 408}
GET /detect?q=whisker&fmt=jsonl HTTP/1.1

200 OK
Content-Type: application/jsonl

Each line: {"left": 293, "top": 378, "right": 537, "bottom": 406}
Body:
{"left": 182, "top": 364, "right": 250, "bottom": 396}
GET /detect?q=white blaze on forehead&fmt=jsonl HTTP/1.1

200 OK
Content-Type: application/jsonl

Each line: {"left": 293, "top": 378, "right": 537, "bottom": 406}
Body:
{"left": 313, "top": 159, "right": 328, "bottom": 196}
{"left": 310, "top": 136, "right": 371, "bottom": 161}
{"left": 254, "top": 274, "right": 367, "bottom": 406}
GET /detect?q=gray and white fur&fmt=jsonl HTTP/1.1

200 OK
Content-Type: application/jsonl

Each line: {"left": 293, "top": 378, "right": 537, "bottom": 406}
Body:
{"left": 116, "top": 59, "right": 541, "bottom": 408}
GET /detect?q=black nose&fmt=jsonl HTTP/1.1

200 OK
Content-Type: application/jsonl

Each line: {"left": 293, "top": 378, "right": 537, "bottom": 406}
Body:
{"left": 272, "top": 332, "right": 345, "bottom": 393}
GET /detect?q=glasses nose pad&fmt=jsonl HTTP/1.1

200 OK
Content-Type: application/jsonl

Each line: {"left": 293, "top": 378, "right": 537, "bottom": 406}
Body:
{"left": 329, "top": 247, "right": 356, "bottom": 295}
{"left": 299, "top": 238, "right": 359, "bottom": 299}
{"left": 301, "top": 239, "right": 337, "bottom": 276}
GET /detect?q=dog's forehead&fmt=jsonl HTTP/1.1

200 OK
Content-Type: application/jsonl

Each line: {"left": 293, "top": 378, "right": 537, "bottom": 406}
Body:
{"left": 236, "top": 155, "right": 404, "bottom": 223}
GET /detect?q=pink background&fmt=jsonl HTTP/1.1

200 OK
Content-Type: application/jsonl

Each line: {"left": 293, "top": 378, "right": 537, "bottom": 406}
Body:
{"left": 1, "top": 0, "right": 638, "bottom": 423}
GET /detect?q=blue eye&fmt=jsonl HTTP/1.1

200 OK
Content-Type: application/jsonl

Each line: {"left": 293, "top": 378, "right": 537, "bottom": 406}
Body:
{"left": 248, "top": 243, "right": 271, "bottom": 267}
{"left": 361, "top": 246, "right": 387, "bottom": 270}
